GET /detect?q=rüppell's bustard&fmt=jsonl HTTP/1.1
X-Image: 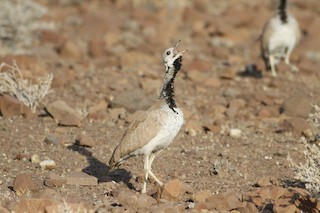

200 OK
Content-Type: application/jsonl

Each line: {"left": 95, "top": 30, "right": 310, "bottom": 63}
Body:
{"left": 261, "top": 0, "right": 301, "bottom": 76}
{"left": 109, "top": 41, "right": 185, "bottom": 193}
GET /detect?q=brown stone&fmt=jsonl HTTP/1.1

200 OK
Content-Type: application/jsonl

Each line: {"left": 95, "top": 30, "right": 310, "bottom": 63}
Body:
{"left": 111, "top": 89, "right": 152, "bottom": 112}
{"left": 0, "top": 205, "right": 10, "bottom": 213}
{"left": 44, "top": 135, "right": 64, "bottom": 146}
{"left": 137, "top": 193, "right": 157, "bottom": 210}
{"left": 13, "top": 173, "right": 39, "bottom": 196}
{"left": 45, "top": 202, "right": 90, "bottom": 213}
{"left": 76, "top": 135, "right": 96, "bottom": 147}
{"left": 237, "top": 202, "right": 259, "bottom": 213}
{"left": 65, "top": 171, "right": 98, "bottom": 186}
{"left": 206, "top": 191, "right": 244, "bottom": 211}
{"left": 161, "top": 179, "right": 182, "bottom": 201}
{"left": 45, "top": 100, "right": 83, "bottom": 126}
{"left": 87, "top": 38, "right": 106, "bottom": 58}
{"left": 150, "top": 203, "right": 180, "bottom": 213}
{"left": 44, "top": 173, "right": 67, "bottom": 188}
{"left": 283, "top": 117, "right": 311, "bottom": 134}
{"left": 0, "top": 94, "right": 34, "bottom": 118}
{"left": 88, "top": 101, "right": 108, "bottom": 116}
{"left": 59, "top": 40, "right": 84, "bottom": 59}
{"left": 14, "top": 198, "right": 57, "bottom": 213}
{"left": 282, "top": 91, "right": 313, "bottom": 118}
{"left": 258, "top": 106, "right": 279, "bottom": 118}
{"left": 117, "top": 189, "right": 138, "bottom": 211}
{"left": 257, "top": 176, "right": 279, "bottom": 187}
{"left": 192, "top": 190, "right": 212, "bottom": 202}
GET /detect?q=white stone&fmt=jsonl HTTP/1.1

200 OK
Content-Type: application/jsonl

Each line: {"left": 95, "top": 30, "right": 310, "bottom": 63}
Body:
{"left": 39, "top": 160, "right": 56, "bottom": 170}
{"left": 31, "top": 154, "right": 40, "bottom": 164}
{"left": 229, "top": 128, "right": 242, "bottom": 138}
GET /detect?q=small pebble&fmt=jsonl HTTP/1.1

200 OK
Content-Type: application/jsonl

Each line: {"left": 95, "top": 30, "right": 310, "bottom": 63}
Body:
{"left": 229, "top": 128, "right": 242, "bottom": 138}
{"left": 31, "top": 154, "right": 40, "bottom": 164}
{"left": 40, "top": 160, "right": 56, "bottom": 170}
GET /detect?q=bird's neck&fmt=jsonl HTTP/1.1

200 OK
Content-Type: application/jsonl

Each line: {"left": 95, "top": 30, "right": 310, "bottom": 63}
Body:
{"left": 159, "top": 68, "right": 177, "bottom": 113}
{"left": 278, "top": 0, "right": 288, "bottom": 24}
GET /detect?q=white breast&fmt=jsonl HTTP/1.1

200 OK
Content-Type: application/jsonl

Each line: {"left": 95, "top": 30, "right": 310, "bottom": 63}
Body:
{"left": 136, "top": 104, "right": 184, "bottom": 156}
{"left": 268, "top": 15, "right": 299, "bottom": 55}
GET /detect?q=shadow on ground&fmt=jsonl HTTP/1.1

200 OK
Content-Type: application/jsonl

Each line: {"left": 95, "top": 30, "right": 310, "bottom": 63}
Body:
{"left": 68, "top": 144, "right": 133, "bottom": 189}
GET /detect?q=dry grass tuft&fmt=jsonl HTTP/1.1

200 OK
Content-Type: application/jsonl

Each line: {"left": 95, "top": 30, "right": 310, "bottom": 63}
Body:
{"left": 0, "top": 0, "right": 54, "bottom": 54}
{"left": 288, "top": 105, "right": 320, "bottom": 193}
{"left": 0, "top": 61, "right": 53, "bottom": 112}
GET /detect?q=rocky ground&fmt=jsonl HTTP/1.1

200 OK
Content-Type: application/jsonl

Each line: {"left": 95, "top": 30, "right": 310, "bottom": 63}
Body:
{"left": 0, "top": 0, "right": 320, "bottom": 212}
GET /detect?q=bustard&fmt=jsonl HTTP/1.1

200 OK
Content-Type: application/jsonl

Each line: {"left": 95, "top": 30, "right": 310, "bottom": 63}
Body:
{"left": 109, "top": 41, "right": 185, "bottom": 193}
{"left": 261, "top": 0, "right": 300, "bottom": 76}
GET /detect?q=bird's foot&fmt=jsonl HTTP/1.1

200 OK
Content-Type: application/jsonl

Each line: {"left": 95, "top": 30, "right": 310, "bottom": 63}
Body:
{"left": 289, "top": 64, "right": 299, "bottom": 72}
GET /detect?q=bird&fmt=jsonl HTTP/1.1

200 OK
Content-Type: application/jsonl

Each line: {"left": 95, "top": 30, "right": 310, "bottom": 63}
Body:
{"left": 260, "top": 0, "right": 301, "bottom": 76}
{"left": 109, "top": 41, "right": 185, "bottom": 193}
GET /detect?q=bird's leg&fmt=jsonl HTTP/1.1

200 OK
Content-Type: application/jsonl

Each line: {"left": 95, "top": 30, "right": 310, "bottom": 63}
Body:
{"left": 269, "top": 55, "right": 277, "bottom": 77}
{"left": 285, "top": 51, "right": 299, "bottom": 72}
{"left": 147, "top": 153, "right": 163, "bottom": 186}
{"left": 142, "top": 155, "right": 149, "bottom": 193}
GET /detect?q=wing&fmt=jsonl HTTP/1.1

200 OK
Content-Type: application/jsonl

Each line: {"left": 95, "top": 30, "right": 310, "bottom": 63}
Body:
{"left": 109, "top": 107, "right": 165, "bottom": 169}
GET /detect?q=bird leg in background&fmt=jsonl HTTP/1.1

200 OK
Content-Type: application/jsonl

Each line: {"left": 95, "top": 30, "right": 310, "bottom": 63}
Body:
{"left": 269, "top": 54, "right": 277, "bottom": 77}
{"left": 285, "top": 51, "right": 299, "bottom": 72}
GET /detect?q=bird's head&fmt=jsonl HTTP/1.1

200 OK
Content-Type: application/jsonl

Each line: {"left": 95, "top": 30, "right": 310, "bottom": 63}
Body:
{"left": 162, "top": 40, "right": 186, "bottom": 73}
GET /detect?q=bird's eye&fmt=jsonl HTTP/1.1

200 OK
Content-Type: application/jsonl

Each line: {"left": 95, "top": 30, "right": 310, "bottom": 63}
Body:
{"left": 166, "top": 51, "right": 171, "bottom": 55}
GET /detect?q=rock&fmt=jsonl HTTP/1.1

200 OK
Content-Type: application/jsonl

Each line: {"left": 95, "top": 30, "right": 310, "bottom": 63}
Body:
{"left": 13, "top": 173, "right": 39, "bottom": 196}
{"left": 65, "top": 171, "right": 98, "bottom": 186}
{"left": 87, "top": 38, "right": 106, "bottom": 58}
{"left": 117, "top": 189, "right": 138, "bottom": 211}
{"left": 45, "top": 100, "right": 83, "bottom": 126}
{"left": 59, "top": 40, "right": 84, "bottom": 59}
{"left": 258, "top": 106, "right": 280, "bottom": 118}
{"left": 108, "top": 107, "right": 127, "bottom": 121}
{"left": 273, "top": 204, "right": 299, "bottom": 213}
{"left": 76, "top": 135, "right": 95, "bottom": 147}
{"left": 14, "top": 198, "right": 57, "bottom": 213}
{"left": 0, "top": 205, "right": 10, "bottom": 213}
{"left": 237, "top": 202, "right": 259, "bottom": 213}
{"left": 161, "top": 179, "right": 181, "bottom": 201}
{"left": 283, "top": 117, "right": 311, "bottom": 134}
{"left": 257, "top": 176, "right": 279, "bottom": 187}
{"left": 45, "top": 202, "right": 90, "bottom": 213}
{"left": 226, "top": 99, "right": 246, "bottom": 118}
{"left": 150, "top": 203, "right": 180, "bottom": 213}
{"left": 137, "top": 193, "right": 157, "bottom": 210}
{"left": 44, "top": 173, "right": 66, "bottom": 188}
{"left": 282, "top": 91, "right": 313, "bottom": 118}
{"left": 111, "top": 89, "right": 152, "bottom": 112}
{"left": 192, "top": 190, "right": 213, "bottom": 202}
{"left": 88, "top": 101, "right": 108, "bottom": 116}
{"left": 0, "top": 94, "right": 34, "bottom": 118}
{"left": 229, "top": 128, "right": 242, "bottom": 138}
{"left": 44, "top": 135, "right": 64, "bottom": 146}
{"left": 206, "top": 191, "right": 244, "bottom": 211}
{"left": 40, "top": 160, "right": 56, "bottom": 170}
{"left": 14, "top": 153, "right": 29, "bottom": 161}
{"left": 31, "top": 154, "right": 41, "bottom": 164}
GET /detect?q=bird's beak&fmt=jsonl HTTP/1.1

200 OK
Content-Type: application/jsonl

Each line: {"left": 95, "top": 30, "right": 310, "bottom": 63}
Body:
{"left": 173, "top": 40, "right": 186, "bottom": 57}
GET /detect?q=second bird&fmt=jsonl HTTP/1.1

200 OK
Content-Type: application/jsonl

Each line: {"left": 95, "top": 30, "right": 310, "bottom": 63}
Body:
{"left": 261, "top": 0, "right": 301, "bottom": 76}
{"left": 109, "top": 41, "right": 185, "bottom": 193}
